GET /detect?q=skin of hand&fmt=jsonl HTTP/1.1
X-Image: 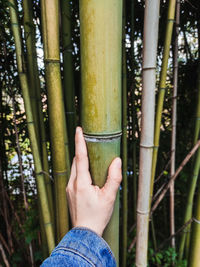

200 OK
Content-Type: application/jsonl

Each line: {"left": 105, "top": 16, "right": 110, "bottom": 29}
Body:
{"left": 66, "top": 127, "right": 122, "bottom": 236}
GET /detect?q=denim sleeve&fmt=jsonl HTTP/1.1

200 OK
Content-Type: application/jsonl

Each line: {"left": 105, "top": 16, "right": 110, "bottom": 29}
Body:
{"left": 41, "top": 227, "right": 117, "bottom": 267}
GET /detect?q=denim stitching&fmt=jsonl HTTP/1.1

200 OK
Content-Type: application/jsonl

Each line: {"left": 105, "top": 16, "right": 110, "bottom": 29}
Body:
{"left": 53, "top": 247, "right": 96, "bottom": 267}
{"left": 72, "top": 227, "right": 115, "bottom": 259}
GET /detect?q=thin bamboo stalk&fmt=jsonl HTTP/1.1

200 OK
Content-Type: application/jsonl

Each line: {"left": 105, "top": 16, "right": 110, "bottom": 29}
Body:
{"left": 60, "top": 0, "right": 76, "bottom": 162}
{"left": 11, "top": 96, "right": 34, "bottom": 267}
{"left": 130, "top": 0, "right": 137, "bottom": 223}
{"left": 178, "top": 147, "right": 200, "bottom": 259}
{"left": 122, "top": 4, "right": 128, "bottom": 265}
{"left": 0, "top": 162, "right": 13, "bottom": 254}
{"left": 170, "top": 0, "right": 180, "bottom": 249}
{"left": 23, "top": 0, "right": 54, "bottom": 229}
{"left": 193, "top": 65, "right": 200, "bottom": 145}
{"left": 150, "top": 0, "right": 176, "bottom": 202}
{"left": 135, "top": 1, "right": 160, "bottom": 266}
{"left": 151, "top": 141, "right": 200, "bottom": 214}
{"left": 79, "top": 0, "right": 122, "bottom": 263}
{"left": 11, "top": 96, "right": 28, "bottom": 210}
{"left": 8, "top": 0, "right": 55, "bottom": 253}
{"left": 23, "top": 0, "right": 40, "bottom": 139}
{"left": 41, "top": 0, "right": 70, "bottom": 241}
{"left": 0, "top": 242, "right": 10, "bottom": 267}
{"left": 188, "top": 181, "right": 200, "bottom": 267}
{"left": 179, "top": 48, "right": 200, "bottom": 261}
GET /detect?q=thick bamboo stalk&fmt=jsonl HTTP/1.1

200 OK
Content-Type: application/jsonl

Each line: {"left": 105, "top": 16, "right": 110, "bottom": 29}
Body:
{"left": 8, "top": 0, "right": 55, "bottom": 253}
{"left": 79, "top": 0, "right": 122, "bottom": 262}
{"left": 60, "top": 0, "right": 76, "bottom": 162}
{"left": 170, "top": 0, "right": 180, "bottom": 249}
{"left": 41, "top": 0, "right": 70, "bottom": 241}
{"left": 135, "top": 1, "right": 160, "bottom": 266}
{"left": 150, "top": 0, "right": 176, "bottom": 201}
{"left": 122, "top": 5, "right": 128, "bottom": 265}
{"left": 23, "top": 0, "right": 54, "bottom": 229}
{"left": 188, "top": 180, "right": 200, "bottom": 267}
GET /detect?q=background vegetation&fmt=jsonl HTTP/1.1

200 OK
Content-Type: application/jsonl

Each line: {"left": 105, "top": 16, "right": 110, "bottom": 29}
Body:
{"left": 0, "top": 0, "right": 200, "bottom": 266}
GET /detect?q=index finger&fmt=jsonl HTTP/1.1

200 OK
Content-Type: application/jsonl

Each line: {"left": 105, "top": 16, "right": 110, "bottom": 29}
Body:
{"left": 75, "top": 127, "right": 92, "bottom": 184}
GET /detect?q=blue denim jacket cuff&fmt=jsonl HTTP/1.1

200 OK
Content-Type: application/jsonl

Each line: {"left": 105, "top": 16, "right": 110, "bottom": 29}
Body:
{"left": 52, "top": 227, "right": 117, "bottom": 266}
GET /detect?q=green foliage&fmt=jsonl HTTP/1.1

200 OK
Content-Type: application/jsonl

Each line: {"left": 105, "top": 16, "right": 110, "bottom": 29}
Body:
{"left": 127, "top": 245, "right": 187, "bottom": 267}
{"left": 24, "top": 209, "right": 39, "bottom": 244}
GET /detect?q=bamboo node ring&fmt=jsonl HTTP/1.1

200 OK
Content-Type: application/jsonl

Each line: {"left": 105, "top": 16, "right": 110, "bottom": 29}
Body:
{"left": 11, "top": 23, "right": 19, "bottom": 26}
{"left": 193, "top": 218, "right": 200, "bottom": 224}
{"left": 44, "top": 59, "right": 60, "bottom": 64}
{"left": 140, "top": 144, "right": 154, "bottom": 149}
{"left": 44, "top": 222, "right": 52, "bottom": 226}
{"left": 136, "top": 209, "right": 149, "bottom": 215}
{"left": 53, "top": 171, "right": 68, "bottom": 176}
{"left": 168, "top": 18, "right": 175, "bottom": 22}
{"left": 142, "top": 67, "right": 156, "bottom": 71}
{"left": 83, "top": 132, "right": 122, "bottom": 143}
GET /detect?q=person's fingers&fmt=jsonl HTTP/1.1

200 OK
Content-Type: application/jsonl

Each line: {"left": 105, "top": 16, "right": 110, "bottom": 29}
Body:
{"left": 102, "top": 157, "right": 122, "bottom": 199}
{"left": 67, "top": 157, "right": 77, "bottom": 189}
{"left": 75, "top": 127, "right": 92, "bottom": 184}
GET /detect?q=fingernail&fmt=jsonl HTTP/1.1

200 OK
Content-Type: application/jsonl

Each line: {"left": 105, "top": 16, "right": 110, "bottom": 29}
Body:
{"left": 76, "top": 127, "right": 82, "bottom": 133}
{"left": 116, "top": 157, "right": 122, "bottom": 168}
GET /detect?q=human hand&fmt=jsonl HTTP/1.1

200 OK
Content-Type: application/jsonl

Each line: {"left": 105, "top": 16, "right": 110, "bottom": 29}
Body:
{"left": 66, "top": 127, "right": 122, "bottom": 236}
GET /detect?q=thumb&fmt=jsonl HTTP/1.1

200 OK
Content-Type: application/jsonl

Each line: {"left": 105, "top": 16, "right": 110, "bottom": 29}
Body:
{"left": 102, "top": 157, "right": 122, "bottom": 198}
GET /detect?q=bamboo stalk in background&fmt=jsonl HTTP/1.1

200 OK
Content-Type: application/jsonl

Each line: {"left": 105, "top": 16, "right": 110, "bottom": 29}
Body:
{"left": 8, "top": 0, "right": 55, "bottom": 253}
{"left": 79, "top": 0, "right": 122, "bottom": 263}
{"left": 151, "top": 141, "right": 200, "bottom": 214}
{"left": 23, "top": 0, "right": 54, "bottom": 229}
{"left": 188, "top": 177, "right": 200, "bottom": 267}
{"left": 170, "top": 0, "right": 180, "bottom": 249}
{"left": 23, "top": 0, "right": 40, "bottom": 139}
{"left": 179, "top": 67, "right": 200, "bottom": 260}
{"left": 0, "top": 242, "right": 10, "bottom": 267}
{"left": 150, "top": 0, "right": 176, "bottom": 201}
{"left": 60, "top": 0, "right": 76, "bottom": 162}
{"left": 122, "top": 3, "right": 128, "bottom": 265}
{"left": 179, "top": 33, "right": 200, "bottom": 261}
{"left": 135, "top": 1, "right": 160, "bottom": 266}
{"left": 41, "top": 0, "right": 70, "bottom": 241}
{"left": 130, "top": 0, "right": 137, "bottom": 223}
{"left": 11, "top": 96, "right": 34, "bottom": 267}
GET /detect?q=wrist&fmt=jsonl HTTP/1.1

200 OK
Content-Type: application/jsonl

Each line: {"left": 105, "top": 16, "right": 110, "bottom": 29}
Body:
{"left": 73, "top": 224, "right": 103, "bottom": 236}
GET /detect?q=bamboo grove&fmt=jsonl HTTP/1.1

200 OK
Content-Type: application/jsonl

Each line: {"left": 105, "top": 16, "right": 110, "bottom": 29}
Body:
{"left": 0, "top": 0, "right": 200, "bottom": 266}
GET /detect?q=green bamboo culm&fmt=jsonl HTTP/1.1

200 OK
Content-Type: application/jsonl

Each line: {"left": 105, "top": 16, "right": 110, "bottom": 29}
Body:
{"left": 150, "top": 0, "right": 176, "bottom": 200}
{"left": 178, "top": 147, "right": 200, "bottom": 260}
{"left": 23, "top": 0, "right": 55, "bottom": 230}
{"left": 188, "top": 179, "right": 200, "bottom": 267}
{"left": 179, "top": 62, "right": 200, "bottom": 260}
{"left": 8, "top": 0, "right": 55, "bottom": 253}
{"left": 41, "top": 0, "right": 70, "bottom": 241}
{"left": 60, "top": 0, "right": 76, "bottom": 162}
{"left": 122, "top": 2, "right": 128, "bottom": 266}
{"left": 193, "top": 63, "right": 200, "bottom": 146}
{"left": 79, "top": 0, "right": 122, "bottom": 263}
